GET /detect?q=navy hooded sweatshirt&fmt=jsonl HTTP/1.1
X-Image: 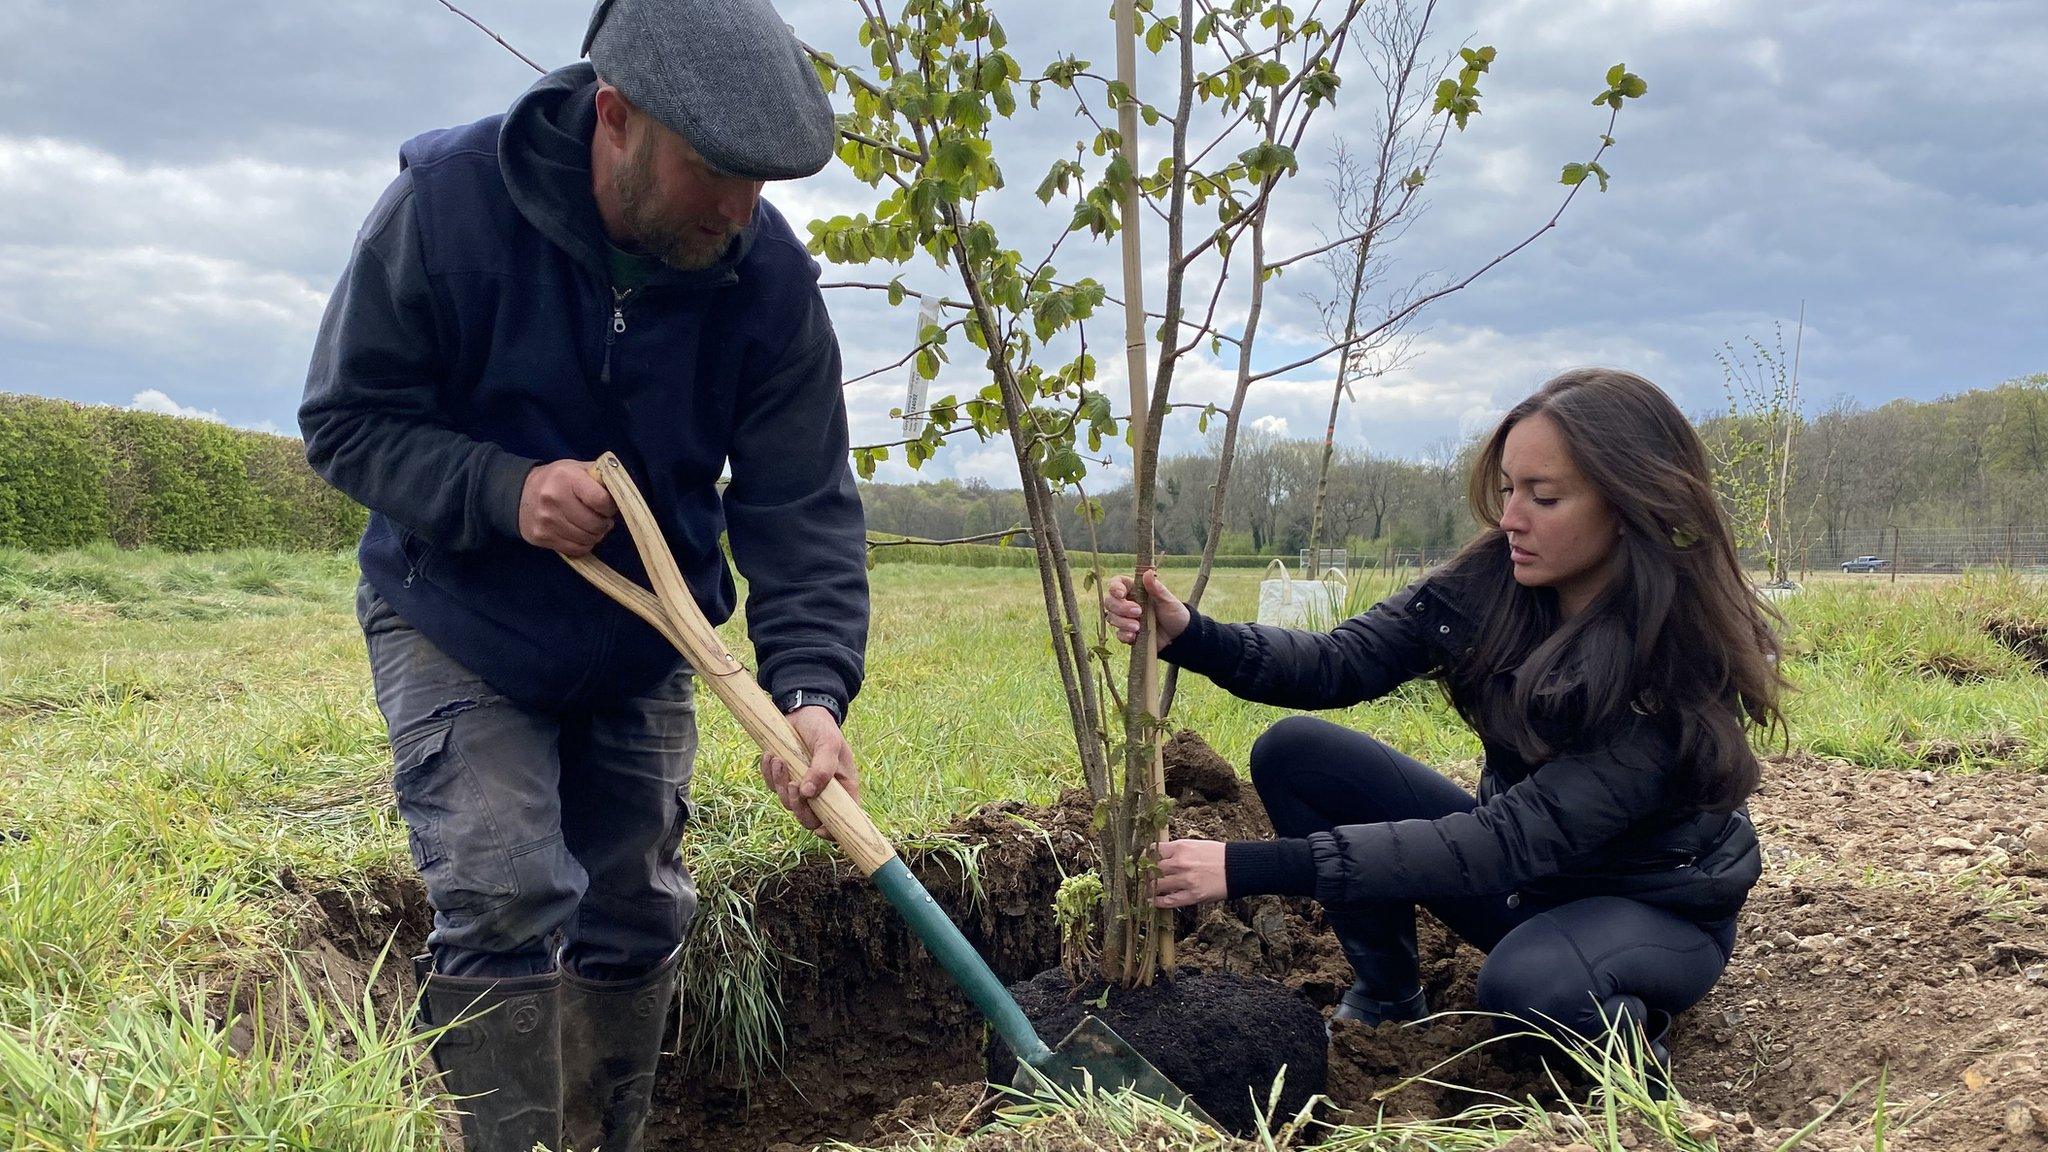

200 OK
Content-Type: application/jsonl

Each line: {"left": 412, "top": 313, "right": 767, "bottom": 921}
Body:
{"left": 300, "top": 63, "right": 868, "bottom": 711}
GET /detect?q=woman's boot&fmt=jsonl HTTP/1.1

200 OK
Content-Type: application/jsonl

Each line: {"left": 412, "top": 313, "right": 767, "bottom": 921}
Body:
{"left": 412, "top": 954, "right": 564, "bottom": 1152}
{"left": 1598, "top": 993, "right": 1674, "bottom": 1097}
{"left": 559, "top": 944, "right": 684, "bottom": 1152}
{"left": 1326, "top": 909, "right": 1431, "bottom": 1027}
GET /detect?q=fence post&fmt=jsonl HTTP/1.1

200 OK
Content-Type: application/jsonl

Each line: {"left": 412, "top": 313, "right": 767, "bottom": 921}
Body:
{"left": 1890, "top": 525, "right": 1901, "bottom": 585}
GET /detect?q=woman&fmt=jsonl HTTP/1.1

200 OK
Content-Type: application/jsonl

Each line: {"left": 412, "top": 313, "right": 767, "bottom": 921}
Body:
{"left": 1105, "top": 368, "right": 1783, "bottom": 1070}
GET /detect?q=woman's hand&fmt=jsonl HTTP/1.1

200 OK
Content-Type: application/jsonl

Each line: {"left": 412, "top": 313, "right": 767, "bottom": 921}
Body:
{"left": 1151, "top": 838, "right": 1227, "bottom": 908}
{"left": 1103, "top": 569, "right": 1191, "bottom": 650}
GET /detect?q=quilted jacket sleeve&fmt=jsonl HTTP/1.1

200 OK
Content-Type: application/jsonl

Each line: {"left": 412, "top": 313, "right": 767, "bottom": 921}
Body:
{"left": 1158, "top": 576, "right": 1456, "bottom": 710}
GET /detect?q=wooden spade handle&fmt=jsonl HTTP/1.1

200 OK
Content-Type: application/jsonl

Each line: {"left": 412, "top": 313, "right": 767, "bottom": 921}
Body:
{"left": 562, "top": 452, "right": 898, "bottom": 876}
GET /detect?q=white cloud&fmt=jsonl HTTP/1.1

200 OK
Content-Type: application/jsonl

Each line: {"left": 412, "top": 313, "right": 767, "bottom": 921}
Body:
{"left": 128, "top": 388, "right": 223, "bottom": 423}
{"left": 1249, "top": 414, "right": 1290, "bottom": 436}
{"left": 0, "top": 244, "right": 330, "bottom": 356}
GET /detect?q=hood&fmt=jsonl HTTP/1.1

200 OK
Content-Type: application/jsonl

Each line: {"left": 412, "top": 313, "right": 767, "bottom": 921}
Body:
{"left": 498, "top": 62, "right": 754, "bottom": 288}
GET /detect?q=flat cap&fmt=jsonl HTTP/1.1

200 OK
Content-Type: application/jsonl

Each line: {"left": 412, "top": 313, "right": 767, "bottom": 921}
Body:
{"left": 581, "top": 0, "right": 838, "bottom": 180}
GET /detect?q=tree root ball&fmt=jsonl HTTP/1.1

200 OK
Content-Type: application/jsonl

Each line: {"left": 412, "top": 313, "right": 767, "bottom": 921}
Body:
{"left": 986, "top": 968, "right": 1326, "bottom": 1136}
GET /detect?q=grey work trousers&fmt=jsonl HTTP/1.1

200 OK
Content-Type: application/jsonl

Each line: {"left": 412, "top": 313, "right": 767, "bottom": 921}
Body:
{"left": 358, "top": 579, "right": 699, "bottom": 980}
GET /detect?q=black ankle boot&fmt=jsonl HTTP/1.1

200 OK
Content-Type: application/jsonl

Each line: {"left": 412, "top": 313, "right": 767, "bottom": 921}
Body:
{"left": 412, "top": 953, "right": 563, "bottom": 1152}
{"left": 559, "top": 944, "right": 684, "bottom": 1152}
{"left": 1332, "top": 982, "right": 1430, "bottom": 1027}
{"left": 1325, "top": 909, "right": 1430, "bottom": 1029}
{"left": 1598, "top": 993, "right": 1674, "bottom": 1097}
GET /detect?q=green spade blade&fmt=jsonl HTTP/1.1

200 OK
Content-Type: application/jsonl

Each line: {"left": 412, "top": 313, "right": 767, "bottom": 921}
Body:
{"left": 1013, "top": 1014, "right": 1218, "bottom": 1129}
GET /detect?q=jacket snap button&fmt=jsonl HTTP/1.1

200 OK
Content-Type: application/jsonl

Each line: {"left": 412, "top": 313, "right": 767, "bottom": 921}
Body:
{"left": 1438, "top": 624, "right": 1451, "bottom": 634}
{"left": 1506, "top": 892, "right": 1522, "bottom": 909}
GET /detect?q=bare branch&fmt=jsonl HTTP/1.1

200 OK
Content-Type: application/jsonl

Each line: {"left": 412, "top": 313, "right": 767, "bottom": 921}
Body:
{"left": 1249, "top": 102, "right": 1626, "bottom": 385}
{"left": 821, "top": 281, "right": 971, "bottom": 310}
{"left": 433, "top": 0, "right": 546, "bottom": 74}
{"left": 867, "top": 527, "right": 1029, "bottom": 549}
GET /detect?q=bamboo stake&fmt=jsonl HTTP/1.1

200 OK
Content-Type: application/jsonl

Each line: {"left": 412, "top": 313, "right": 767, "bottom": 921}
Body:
{"left": 1111, "top": 0, "right": 1174, "bottom": 983}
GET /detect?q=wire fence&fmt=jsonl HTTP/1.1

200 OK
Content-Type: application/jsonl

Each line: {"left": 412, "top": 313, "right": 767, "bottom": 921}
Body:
{"left": 1776, "top": 526, "right": 2048, "bottom": 577}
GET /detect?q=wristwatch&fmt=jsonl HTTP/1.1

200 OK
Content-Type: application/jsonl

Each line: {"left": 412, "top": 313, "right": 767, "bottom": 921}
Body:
{"left": 776, "top": 689, "right": 844, "bottom": 726}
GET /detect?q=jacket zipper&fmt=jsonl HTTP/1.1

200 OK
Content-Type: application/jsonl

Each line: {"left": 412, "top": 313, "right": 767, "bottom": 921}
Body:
{"left": 601, "top": 287, "right": 633, "bottom": 385}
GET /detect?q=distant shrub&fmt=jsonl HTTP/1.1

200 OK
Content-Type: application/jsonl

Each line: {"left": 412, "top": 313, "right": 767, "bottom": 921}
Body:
{"left": 0, "top": 393, "right": 366, "bottom": 552}
{"left": 0, "top": 395, "right": 111, "bottom": 549}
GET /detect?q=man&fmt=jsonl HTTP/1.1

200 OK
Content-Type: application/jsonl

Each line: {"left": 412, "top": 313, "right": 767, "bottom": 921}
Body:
{"left": 298, "top": 1, "right": 868, "bottom": 1148}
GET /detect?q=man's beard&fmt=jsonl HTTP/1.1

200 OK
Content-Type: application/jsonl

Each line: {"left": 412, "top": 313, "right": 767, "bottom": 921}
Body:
{"left": 611, "top": 136, "right": 739, "bottom": 272}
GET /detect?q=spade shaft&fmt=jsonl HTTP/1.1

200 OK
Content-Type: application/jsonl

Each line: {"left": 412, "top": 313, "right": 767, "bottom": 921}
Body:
{"left": 563, "top": 453, "right": 1204, "bottom": 1120}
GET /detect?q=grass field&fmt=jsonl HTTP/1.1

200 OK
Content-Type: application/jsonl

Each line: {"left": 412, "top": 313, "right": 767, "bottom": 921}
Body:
{"left": 3, "top": 546, "right": 2046, "bottom": 1149}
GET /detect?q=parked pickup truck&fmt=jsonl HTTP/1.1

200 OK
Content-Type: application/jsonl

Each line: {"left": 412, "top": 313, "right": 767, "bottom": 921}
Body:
{"left": 1839, "top": 555, "right": 1889, "bottom": 573}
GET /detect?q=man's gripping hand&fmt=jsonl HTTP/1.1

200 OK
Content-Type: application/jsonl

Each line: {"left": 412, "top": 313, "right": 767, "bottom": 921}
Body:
{"left": 520, "top": 459, "right": 617, "bottom": 556}
{"left": 760, "top": 706, "right": 859, "bottom": 839}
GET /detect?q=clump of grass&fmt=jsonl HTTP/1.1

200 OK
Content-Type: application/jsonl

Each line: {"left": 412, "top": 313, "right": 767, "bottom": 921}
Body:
{"left": 227, "top": 552, "right": 297, "bottom": 596}
{"left": 0, "top": 948, "right": 442, "bottom": 1151}
{"left": 160, "top": 557, "right": 223, "bottom": 593}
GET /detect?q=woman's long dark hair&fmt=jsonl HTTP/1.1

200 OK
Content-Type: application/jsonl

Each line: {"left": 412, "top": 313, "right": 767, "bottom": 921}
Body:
{"left": 1437, "top": 367, "right": 1785, "bottom": 811}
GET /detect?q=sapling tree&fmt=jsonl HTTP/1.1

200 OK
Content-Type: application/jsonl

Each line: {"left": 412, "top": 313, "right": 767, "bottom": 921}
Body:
{"left": 805, "top": 0, "right": 1644, "bottom": 986}
{"left": 1713, "top": 309, "right": 1805, "bottom": 586}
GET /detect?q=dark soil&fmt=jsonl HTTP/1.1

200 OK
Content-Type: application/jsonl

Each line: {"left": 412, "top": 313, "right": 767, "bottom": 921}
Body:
{"left": 986, "top": 968, "right": 1326, "bottom": 1136}
{"left": 1985, "top": 613, "right": 2048, "bottom": 672}
{"left": 290, "top": 730, "right": 2048, "bottom": 1151}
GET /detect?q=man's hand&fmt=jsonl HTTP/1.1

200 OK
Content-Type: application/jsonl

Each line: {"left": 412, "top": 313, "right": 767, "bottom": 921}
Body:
{"left": 520, "top": 459, "right": 617, "bottom": 556}
{"left": 760, "top": 706, "right": 859, "bottom": 838}
{"left": 1151, "top": 838, "right": 1227, "bottom": 909}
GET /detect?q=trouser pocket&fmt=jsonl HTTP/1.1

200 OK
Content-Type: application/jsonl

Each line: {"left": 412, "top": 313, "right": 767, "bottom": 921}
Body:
{"left": 393, "top": 717, "right": 519, "bottom": 919}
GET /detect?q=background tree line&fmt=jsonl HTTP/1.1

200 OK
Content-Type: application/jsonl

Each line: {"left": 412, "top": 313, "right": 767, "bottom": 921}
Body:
{"left": 860, "top": 374, "right": 2048, "bottom": 566}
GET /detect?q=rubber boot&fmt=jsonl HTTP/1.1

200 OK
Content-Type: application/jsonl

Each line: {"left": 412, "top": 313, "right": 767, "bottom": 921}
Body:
{"left": 559, "top": 944, "right": 684, "bottom": 1152}
{"left": 412, "top": 953, "right": 564, "bottom": 1152}
{"left": 1332, "top": 983, "right": 1431, "bottom": 1027}
{"left": 1598, "top": 993, "right": 1674, "bottom": 1098}
{"left": 1326, "top": 912, "right": 1430, "bottom": 1028}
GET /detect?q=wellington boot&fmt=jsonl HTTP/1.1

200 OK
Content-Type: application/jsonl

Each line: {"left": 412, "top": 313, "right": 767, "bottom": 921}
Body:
{"left": 560, "top": 945, "right": 683, "bottom": 1152}
{"left": 413, "top": 953, "right": 563, "bottom": 1152}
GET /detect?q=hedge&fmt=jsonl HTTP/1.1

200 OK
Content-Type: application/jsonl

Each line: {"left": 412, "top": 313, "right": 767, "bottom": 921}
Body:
{"left": 866, "top": 538, "right": 1276, "bottom": 570}
{"left": 0, "top": 393, "right": 366, "bottom": 552}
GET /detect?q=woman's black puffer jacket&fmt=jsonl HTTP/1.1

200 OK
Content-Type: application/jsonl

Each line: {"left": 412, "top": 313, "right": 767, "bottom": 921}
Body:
{"left": 1159, "top": 569, "right": 1762, "bottom": 920}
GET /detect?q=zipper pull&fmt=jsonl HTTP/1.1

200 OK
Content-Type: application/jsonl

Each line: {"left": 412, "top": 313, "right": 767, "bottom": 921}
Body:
{"left": 602, "top": 288, "right": 630, "bottom": 386}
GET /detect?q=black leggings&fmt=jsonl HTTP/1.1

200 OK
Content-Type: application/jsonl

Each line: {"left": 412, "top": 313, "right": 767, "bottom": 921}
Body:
{"left": 1250, "top": 715, "right": 1737, "bottom": 1041}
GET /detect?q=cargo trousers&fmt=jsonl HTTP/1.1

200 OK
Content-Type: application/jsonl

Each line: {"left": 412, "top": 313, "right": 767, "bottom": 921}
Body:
{"left": 358, "top": 579, "right": 699, "bottom": 981}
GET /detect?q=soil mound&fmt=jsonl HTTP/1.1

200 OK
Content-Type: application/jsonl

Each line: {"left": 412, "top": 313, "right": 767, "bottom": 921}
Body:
{"left": 988, "top": 968, "right": 1326, "bottom": 1136}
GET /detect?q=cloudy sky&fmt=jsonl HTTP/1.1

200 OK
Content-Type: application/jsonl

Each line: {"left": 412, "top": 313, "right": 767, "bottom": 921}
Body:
{"left": 2, "top": 0, "right": 2042, "bottom": 486}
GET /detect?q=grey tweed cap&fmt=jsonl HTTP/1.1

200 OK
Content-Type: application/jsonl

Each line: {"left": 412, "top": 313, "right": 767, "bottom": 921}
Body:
{"left": 581, "top": 0, "right": 838, "bottom": 180}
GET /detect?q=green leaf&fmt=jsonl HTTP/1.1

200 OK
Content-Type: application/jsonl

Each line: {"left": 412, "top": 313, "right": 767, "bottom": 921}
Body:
{"left": 1560, "top": 162, "right": 1588, "bottom": 187}
{"left": 1145, "top": 19, "right": 1168, "bottom": 53}
{"left": 1606, "top": 62, "right": 1627, "bottom": 87}
{"left": 886, "top": 278, "right": 905, "bottom": 307}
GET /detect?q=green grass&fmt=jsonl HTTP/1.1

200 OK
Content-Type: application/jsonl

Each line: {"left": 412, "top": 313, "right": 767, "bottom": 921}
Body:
{"left": 1, "top": 547, "right": 2039, "bottom": 1148}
